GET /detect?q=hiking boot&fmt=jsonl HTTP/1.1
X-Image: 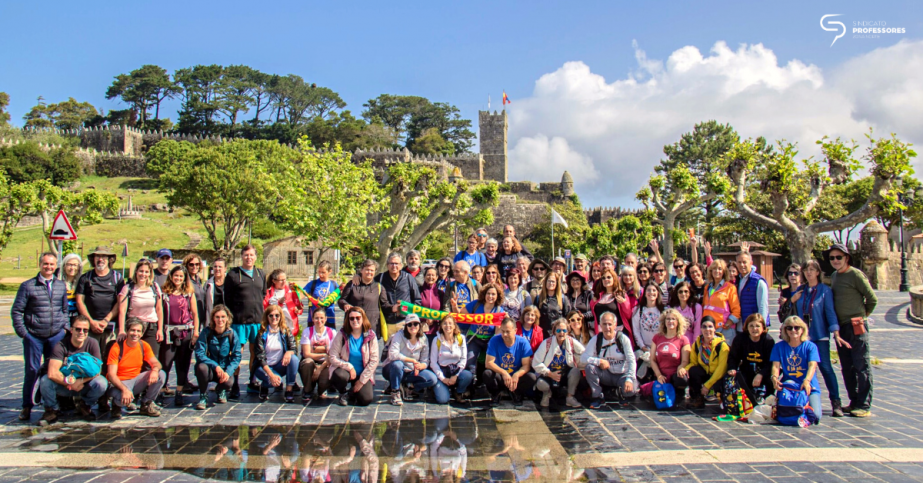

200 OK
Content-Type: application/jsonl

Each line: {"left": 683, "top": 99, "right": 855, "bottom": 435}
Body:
{"left": 391, "top": 391, "right": 404, "bottom": 406}
{"left": 247, "top": 382, "right": 261, "bottom": 395}
{"left": 284, "top": 390, "right": 294, "bottom": 403}
{"left": 511, "top": 392, "right": 524, "bottom": 407}
{"left": 162, "top": 387, "right": 176, "bottom": 396}
{"left": 195, "top": 396, "right": 207, "bottom": 411}
{"left": 851, "top": 408, "right": 871, "bottom": 418}
{"left": 831, "top": 400, "right": 845, "bottom": 418}
{"left": 453, "top": 391, "right": 468, "bottom": 404}
{"left": 75, "top": 399, "right": 97, "bottom": 421}
{"left": 489, "top": 392, "right": 502, "bottom": 407}
{"left": 589, "top": 398, "right": 604, "bottom": 410}
{"left": 139, "top": 401, "right": 162, "bottom": 417}
{"left": 688, "top": 396, "right": 705, "bottom": 409}
{"left": 337, "top": 393, "right": 349, "bottom": 407}
{"left": 175, "top": 394, "right": 185, "bottom": 407}
{"left": 183, "top": 383, "right": 198, "bottom": 394}
{"left": 97, "top": 398, "right": 110, "bottom": 414}
{"left": 37, "top": 409, "right": 58, "bottom": 427}
{"left": 110, "top": 404, "right": 122, "bottom": 420}
{"left": 217, "top": 390, "right": 228, "bottom": 404}
{"left": 259, "top": 385, "right": 270, "bottom": 402}
{"left": 566, "top": 396, "right": 582, "bottom": 408}
{"left": 18, "top": 407, "right": 31, "bottom": 421}
{"left": 540, "top": 392, "right": 552, "bottom": 408}
{"left": 230, "top": 383, "right": 241, "bottom": 400}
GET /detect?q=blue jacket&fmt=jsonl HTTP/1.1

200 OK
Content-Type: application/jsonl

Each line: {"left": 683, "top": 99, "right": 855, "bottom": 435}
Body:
{"left": 738, "top": 268, "right": 769, "bottom": 326}
{"left": 195, "top": 327, "right": 242, "bottom": 374}
{"left": 793, "top": 283, "right": 840, "bottom": 342}
{"left": 11, "top": 274, "right": 69, "bottom": 339}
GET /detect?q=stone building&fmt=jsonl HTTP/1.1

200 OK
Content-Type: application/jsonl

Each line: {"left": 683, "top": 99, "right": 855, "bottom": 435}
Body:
{"left": 859, "top": 220, "right": 923, "bottom": 290}
{"left": 262, "top": 237, "right": 339, "bottom": 279}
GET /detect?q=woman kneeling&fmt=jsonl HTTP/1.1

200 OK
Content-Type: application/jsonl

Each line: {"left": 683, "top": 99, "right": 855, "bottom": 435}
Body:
{"left": 329, "top": 307, "right": 379, "bottom": 407}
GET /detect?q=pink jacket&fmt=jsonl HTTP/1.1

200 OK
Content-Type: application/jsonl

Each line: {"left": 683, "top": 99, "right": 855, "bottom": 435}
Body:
{"left": 328, "top": 330, "right": 380, "bottom": 385}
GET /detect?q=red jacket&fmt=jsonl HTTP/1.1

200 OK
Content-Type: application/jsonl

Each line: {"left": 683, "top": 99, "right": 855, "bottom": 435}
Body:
{"left": 263, "top": 285, "right": 304, "bottom": 335}
{"left": 516, "top": 322, "right": 544, "bottom": 352}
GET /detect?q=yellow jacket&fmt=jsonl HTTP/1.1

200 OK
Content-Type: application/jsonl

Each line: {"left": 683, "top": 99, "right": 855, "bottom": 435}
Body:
{"left": 684, "top": 333, "right": 729, "bottom": 390}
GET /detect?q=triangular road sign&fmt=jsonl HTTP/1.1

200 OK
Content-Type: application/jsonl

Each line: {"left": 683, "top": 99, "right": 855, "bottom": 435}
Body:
{"left": 49, "top": 210, "right": 77, "bottom": 241}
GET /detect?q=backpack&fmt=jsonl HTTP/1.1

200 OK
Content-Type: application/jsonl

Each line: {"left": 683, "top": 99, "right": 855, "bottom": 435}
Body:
{"left": 116, "top": 339, "right": 152, "bottom": 373}
{"left": 124, "top": 282, "right": 162, "bottom": 319}
{"left": 60, "top": 352, "right": 103, "bottom": 379}
{"left": 653, "top": 381, "right": 675, "bottom": 409}
{"left": 595, "top": 332, "right": 630, "bottom": 363}
{"left": 775, "top": 380, "right": 819, "bottom": 427}
{"left": 436, "top": 333, "right": 464, "bottom": 351}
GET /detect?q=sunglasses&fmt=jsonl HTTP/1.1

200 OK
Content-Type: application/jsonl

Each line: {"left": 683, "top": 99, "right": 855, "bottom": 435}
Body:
{"left": 477, "top": 233, "right": 488, "bottom": 237}
{"left": 787, "top": 271, "right": 800, "bottom": 277}
{"left": 678, "top": 290, "right": 690, "bottom": 294}
{"left": 639, "top": 270, "right": 649, "bottom": 274}
{"left": 268, "top": 313, "right": 281, "bottom": 319}
{"left": 72, "top": 327, "right": 89, "bottom": 334}
{"left": 438, "top": 264, "right": 450, "bottom": 269}
{"left": 533, "top": 267, "right": 546, "bottom": 272}
{"left": 653, "top": 269, "right": 665, "bottom": 273}
{"left": 406, "top": 322, "right": 421, "bottom": 328}
{"left": 785, "top": 326, "right": 803, "bottom": 332}
{"left": 349, "top": 316, "right": 362, "bottom": 321}
{"left": 829, "top": 255, "right": 845, "bottom": 261}
{"left": 674, "top": 265, "right": 683, "bottom": 270}
{"left": 555, "top": 329, "right": 568, "bottom": 334}
{"left": 568, "top": 317, "right": 582, "bottom": 322}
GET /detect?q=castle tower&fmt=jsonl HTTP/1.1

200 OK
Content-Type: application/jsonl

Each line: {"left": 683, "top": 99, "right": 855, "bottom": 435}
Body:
{"left": 561, "top": 171, "right": 574, "bottom": 197}
{"left": 479, "top": 110, "right": 508, "bottom": 183}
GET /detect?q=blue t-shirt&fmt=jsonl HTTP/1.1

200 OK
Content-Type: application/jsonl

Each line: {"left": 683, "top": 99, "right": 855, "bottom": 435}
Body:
{"left": 304, "top": 279, "right": 338, "bottom": 327}
{"left": 240, "top": 267, "right": 254, "bottom": 278}
{"left": 770, "top": 340, "right": 820, "bottom": 391}
{"left": 348, "top": 334, "right": 364, "bottom": 376}
{"left": 465, "top": 301, "right": 505, "bottom": 338}
{"left": 522, "top": 327, "right": 533, "bottom": 341}
{"left": 454, "top": 250, "right": 487, "bottom": 269}
{"left": 455, "top": 282, "right": 475, "bottom": 306}
{"left": 487, "top": 334, "right": 533, "bottom": 374}
{"left": 549, "top": 345, "right": 567, "bottom": 372}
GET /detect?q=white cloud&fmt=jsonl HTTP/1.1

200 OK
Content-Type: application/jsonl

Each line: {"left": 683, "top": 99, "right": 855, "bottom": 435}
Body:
{"left": 507, "top": 39, "right": 923, "bottom": 208}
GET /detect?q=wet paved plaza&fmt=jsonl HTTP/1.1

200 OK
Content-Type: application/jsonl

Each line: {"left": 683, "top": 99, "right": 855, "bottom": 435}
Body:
{"left": 0, "top": 291, "right": 922, "bottom": 481}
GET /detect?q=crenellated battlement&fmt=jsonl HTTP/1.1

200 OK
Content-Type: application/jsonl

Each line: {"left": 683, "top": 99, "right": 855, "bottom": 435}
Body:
{"left": 584, "top": 206, "right": 647, "bottom": 226}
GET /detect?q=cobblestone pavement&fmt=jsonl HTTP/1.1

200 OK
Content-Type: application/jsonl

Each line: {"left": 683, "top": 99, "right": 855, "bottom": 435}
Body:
{"left": 0, "top": 290, "right": 920, "bottom": 482}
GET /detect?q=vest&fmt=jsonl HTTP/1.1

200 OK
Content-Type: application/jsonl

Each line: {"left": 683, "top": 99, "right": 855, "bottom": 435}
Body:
{"left": 739, "top": 270, "right": 766, "bottom": 326}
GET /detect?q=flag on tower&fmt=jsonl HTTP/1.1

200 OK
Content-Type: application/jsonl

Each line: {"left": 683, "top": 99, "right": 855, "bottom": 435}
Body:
{"left": 503, "top": 91, "right": 511, "bottom": 105}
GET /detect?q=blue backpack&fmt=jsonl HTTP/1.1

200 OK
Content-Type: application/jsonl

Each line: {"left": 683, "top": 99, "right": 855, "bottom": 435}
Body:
{"left": 653, "top": 381, "right": 676, "bottom": 409}
{"left": 60, "top": 352, "right": 102, "bottom": 379}
{"left": 775, "top": 380, "right": 819, "bottom": 427}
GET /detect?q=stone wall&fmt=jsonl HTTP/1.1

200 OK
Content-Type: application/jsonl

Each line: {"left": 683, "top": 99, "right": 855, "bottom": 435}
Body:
{"left": 93, "top": 153, "right": 148, "bottom": 177}
{"left": 485, "top": 195, "right": 549, "bottom": 238}
{"left": 80, "top": 126, "right": 144, "bottom": 156}
{"left": 584, "top": 206, "right": 648, "bottom": 226}
{"left": 479, "top": 110, "right": 507, "bottom": 183}
{"left": 859, "top": 219, "right": 923, "bottom": 290}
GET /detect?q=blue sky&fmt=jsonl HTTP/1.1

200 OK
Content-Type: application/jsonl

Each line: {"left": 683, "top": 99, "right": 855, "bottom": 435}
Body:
{"left": 2, "top": 1, "right": 921, "bottom": 206}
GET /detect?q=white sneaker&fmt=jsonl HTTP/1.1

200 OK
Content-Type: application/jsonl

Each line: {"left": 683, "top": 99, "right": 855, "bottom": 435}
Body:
{"left": 566, "top": 396, "right": 581, "bottom": 408}
{"left": 540, "top": 392, "right": 551, "bottom": 407}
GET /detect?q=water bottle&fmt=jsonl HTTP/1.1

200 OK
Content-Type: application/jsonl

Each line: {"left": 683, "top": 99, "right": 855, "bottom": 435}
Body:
{"left": 65, "top": 375, "right": 77, "bottom": 385}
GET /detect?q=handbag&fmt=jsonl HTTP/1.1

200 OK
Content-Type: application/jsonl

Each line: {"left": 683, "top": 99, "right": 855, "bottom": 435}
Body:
{"left": 777, "top": 300, "right": 797, "bottom": 325}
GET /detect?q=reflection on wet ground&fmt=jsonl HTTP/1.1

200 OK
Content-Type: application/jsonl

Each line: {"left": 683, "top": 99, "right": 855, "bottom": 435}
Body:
{"left": 17, "top": 410, "right": 581, "bottom": 482}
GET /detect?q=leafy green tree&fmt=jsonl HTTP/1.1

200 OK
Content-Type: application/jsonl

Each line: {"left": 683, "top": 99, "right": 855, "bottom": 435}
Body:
{"left": 726, "top": 132, "right": 916, "bottom": 264}
{"left": 0, "top": 142, "right": 81, "bottom": 186}
{"left": 33, "top": 181, "right": 120, "bottom": 256}
{"left": 147, "top": 139, "right": 296, "bottom": 251}
{"left": 24, "top": 97, "right": 100, "bottom": 130}
{"left": 0, "top": 171, "right": 40, "bottom": 255}
{"left": 527, "top": 200, "right": 590, "bottom": 260}
{"left": 175, "top": 64, "right": 225, "bottom": 135}
{"left": 0, "top": 92, "right": 10, "bottom": 126}
{"left": 276, "top": 138, "right": 381, "bottom": 272}
{"left": 268, "top": 75, "right": 345, "bottom": 126}
{"left": 216, "top": 65, "right": 258, "bottom": 128}
{"left": 585, "top": 211, "right": 661, "bottom": 259}
{"left": 373, "top": 163, "right": 499, "bottom": 265}
{"left": 105, "top": 65, "right": 179, "bottom": 129}
{"left": 362, "top": 95, "right": 475, "bottom": 153}
{"left": 409, "top": 128, "right": 454, "bottom": 155}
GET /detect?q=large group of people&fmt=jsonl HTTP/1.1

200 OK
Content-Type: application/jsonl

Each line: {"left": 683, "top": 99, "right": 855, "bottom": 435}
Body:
{"left": 11, "top": 226, "right": 879, "bottom": 426}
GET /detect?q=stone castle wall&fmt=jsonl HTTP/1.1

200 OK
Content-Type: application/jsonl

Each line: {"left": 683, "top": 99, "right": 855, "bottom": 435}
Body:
{"left": 584, "top": 206, "right": 648, "bottom": 226}
{"left": 479, "top": 111, "right": 507, "bottom": 183}
{"left": 859, "top": 219, "right": 923, "bottom": 290}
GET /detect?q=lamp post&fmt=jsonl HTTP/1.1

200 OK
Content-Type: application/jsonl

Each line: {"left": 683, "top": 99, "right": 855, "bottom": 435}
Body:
{"left": 899, "top": 187, "right": 923, "bottom": 292}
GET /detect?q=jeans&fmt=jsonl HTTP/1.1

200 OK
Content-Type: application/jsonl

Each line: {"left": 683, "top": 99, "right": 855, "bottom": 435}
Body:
{"left": 535, "top": 366, "right": 583, "bottom": 396}
{"left": 382, "top": 360, "right": 437, "bottom": 391}
{"left": 21, "top": 330, "right": 66, "bottom": 408}
{"left": 809, "top": 390, "right": 823, "bottom": 422}
{"left": 585, "top": 364, "right": 639, "bottom": 400}
{"left": 465, "top": 337, "right": 490, "bottom": 375}
{"left": 107, "top": 370, "right": 167, "bottom": 406}
{"left": 837, "top": 321, "right": 872, "bottom": 410}
{"left": 433, "top": 369, "right": 474, "bottom": 404}
{"left": 330, "top": 368, "right": 375, "bottom": 406}
{"left": 719, "top": 325, "right": 739, "bottom": 346}
{"left": 814, "top": 339, "right": 841, "bottom": 403}
{"left": 256, "top": 355, "right": 301, "bottom": 388}
{"left": 194, "top": 362, "right": 234, "bottom": 393}
{"left": 39, "top": 374, "right": 108, "bottom": 410}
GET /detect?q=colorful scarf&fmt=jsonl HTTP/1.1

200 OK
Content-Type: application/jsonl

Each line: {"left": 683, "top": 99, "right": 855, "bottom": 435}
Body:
{"left": 293, "top": 284, "right": 341, "bottom": 308}
{"left": 397, "top": 301, "right": 505, "bottom": 326}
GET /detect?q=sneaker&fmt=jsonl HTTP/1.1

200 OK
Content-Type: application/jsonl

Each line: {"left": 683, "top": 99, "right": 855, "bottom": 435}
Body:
{"left": 284, "top": 390, "right": 294, "bottom": 403}
{"left": 230, "top": 384, "right": 241, "bottom": 400}
{"left": 195, "top": 396, "right": 207, "bottom": 411}
{"left": 37, "top": 409, "right": 57, "bottom": 427}
{"left": 302, "top": 393, "right": 313, "bottom": 406}
{"left": 383, "top": 386, "right": 393, "bottom": 396}
{"left": 162, "top": 387, "right": 176, "bottom": 396}
{"left": 18, "top": 407, "right": 31, "bottom": 421}
{"left": 139, "top": 401, "right": 162, "bottom": 417}
{"left": 540, "top": 392, "right": 551, "bottom": 408}
{"left": 97, "top": 398, "right": 110, "bottom": 414}
{"left": 565, "top": 396, "right": 582, "bottom": 408}
{"left": 688, "top": 396, "right": 705, "bottom": 409}
{"left": 851, "top": 408, "right": 871, "bottom": 418}
{"left": 589, "top": 398, "right": 604, "bottom": 410}
{"left": 391, "top": 392, "right": 404, "bottom": 406}
{"left": 217, "top": 390, "right": 228, "bottom": 404}
{"left": 337, "top": 393, "right": 349, "bottom": 407}
{"left": 511, "top": 392, "right": 523, "bottom": 407}
{"left": 175, "top": 394, "right": 185, "bottom": 407}
{"left": 247, "top": 382, "right": 261, "bottom": 395}
{"left": 75, "top": 399, "right": 97, "bottom": 421}
{"left": 259, "top": 386, "right": 270, "bottom": 402}
{"left": 110, "top": 405, "right": 122, "bottom": 420}
{"left": 183, "top": 383, "right": 198, "bottom": 394}
{"left": 127, "top": 402, "right": 138, "bottom": 411}
{"left": 490, "top": 393, "right": 502, "bottom": 407}
{"left": 831, "top": 400, "right": 845, "bottom": 418}
{"left": 292, "top": 383, "right": 301, "bottom": 393}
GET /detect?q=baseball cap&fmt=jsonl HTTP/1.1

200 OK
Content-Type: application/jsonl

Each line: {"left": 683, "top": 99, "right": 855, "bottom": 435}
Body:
{"left": 156, "top": 248, "right": 173, "bottom": 259}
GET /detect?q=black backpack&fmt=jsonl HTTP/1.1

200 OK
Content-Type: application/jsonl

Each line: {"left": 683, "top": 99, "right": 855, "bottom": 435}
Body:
{"left": 116, "top": 339, "right": 152, "bottom": 373}
{"left": 595, "top": 332, "right": 630, "bottom": 361}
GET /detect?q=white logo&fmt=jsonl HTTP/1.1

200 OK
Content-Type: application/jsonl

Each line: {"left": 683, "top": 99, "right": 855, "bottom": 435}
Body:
{"left": 820, "top": 14, "right": 846, "bottom": 47}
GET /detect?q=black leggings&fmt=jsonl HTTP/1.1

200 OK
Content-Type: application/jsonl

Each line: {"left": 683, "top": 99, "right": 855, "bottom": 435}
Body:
{"left": 481, "top": 369, "right": 537, "bottom": 397}
{"left": 160, "top": 336, "right": 194, "bottom": 387}
{"left": 141, "top": 322, "right": 160, "bottom": 357}
{"left": 688, "top": 365, "right": 726, "bottom": 397}
{"left": 330, "top": 368, "right": 375, "bottom": 406}
{"left": 195, "top": 362, "right": 234, "bottom": 392}
{"left": 299, "top": 359, "right": 331, "bottom": 397}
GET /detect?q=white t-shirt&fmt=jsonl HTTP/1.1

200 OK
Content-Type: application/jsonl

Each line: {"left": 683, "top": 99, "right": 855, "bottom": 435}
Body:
{"left": 265, "top": 331, "right": 284, "bottom": 366}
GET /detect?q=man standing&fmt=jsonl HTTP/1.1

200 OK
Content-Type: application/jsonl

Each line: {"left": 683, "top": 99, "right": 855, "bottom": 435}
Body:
{"left": 76, "top": 246, "right": 125, "bottom": 353}
{"left": 403, "top": 250, "right": 425, "bottom": 287}
{"left": 204, "top": 257, "right": 227, "bottom": 324}
{"left": 573, "top": 254, "right": 590, "bottom": 279}
{"left": 440, "top": 261, "right": 478, "bottom": 311}
{"left": 12, "top": 252, "right": 69, "bottom": 421}
{"left": 736, "top": 249, "right": 769, "bottom": 337}
{"left": 106, "top": 318, "right": 165, "bottom": 418}
{"left": 152, "top": 249, "right": 173, "bottom": 288}
{"left": 376, "top": 253, "right": 422, "bottom": 336}
{"left": 224, "top": 245, "right": 265, "bottom": 398}
{"left": 829, "top": 243, "right": 877, "bottom": 418}
{"left": 37, "top": 315, "right": 108, "bottom": 425}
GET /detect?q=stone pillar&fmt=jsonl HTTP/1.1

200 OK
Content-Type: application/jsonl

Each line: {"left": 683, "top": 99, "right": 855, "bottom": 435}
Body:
{"left": 561, "top": 171, "right": 574, "bottom": 197}
{"left": 860, "top": 219, "right": 890, "bottom": 289}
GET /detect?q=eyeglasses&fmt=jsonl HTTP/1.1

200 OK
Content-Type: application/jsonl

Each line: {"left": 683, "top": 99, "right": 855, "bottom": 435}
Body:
{"left": 348, "top": 316, "right": 362, "bottom": 321}
{"left": 275, "top": 278, "right": 288, "bottom": 283}
{"left": 829, "top": 255, "right": 844, "bottom": 261}
{"left": 785, "top": 326, "right": 803, "bottom": 332}
{"left": 72, "top": 327, "right": 89, "bottom": 334}
{"left": 268, "top": 313, "right": 281, "bottom": 319}
{"left": 555, "top": 329, "right": 568, "bottom": 334}
{"left": 787, "top": 271, "right": 800, "bottom": 277}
